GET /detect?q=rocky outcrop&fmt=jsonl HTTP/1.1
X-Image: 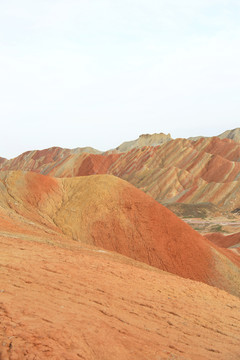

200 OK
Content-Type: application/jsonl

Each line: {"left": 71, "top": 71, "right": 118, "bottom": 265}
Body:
{"left": 218, "top": 127, "right": 240, "bottom": 143}
{"left": 115, "top": 132, "right": 172, "bottom": 152}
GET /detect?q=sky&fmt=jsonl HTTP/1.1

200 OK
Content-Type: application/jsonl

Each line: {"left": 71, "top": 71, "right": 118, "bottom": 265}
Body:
{"left": 0, "top": 0, "right": 240, "bottom": 159}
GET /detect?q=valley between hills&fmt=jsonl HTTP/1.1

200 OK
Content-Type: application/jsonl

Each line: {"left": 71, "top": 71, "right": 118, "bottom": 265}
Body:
{"left": 0, "top": 128, "right": 240, "bottom": 359}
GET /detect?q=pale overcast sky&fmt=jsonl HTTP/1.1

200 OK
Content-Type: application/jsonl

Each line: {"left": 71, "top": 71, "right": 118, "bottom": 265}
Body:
{"left": 0, "top": 0, "right": 240, "bottom": 159}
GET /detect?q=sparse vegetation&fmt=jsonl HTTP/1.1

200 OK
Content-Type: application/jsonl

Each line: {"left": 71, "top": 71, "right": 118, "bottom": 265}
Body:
{"left": 164, "top": 203, "right": 218, "bottom": 219}
{"left": 210, "top": 225, "right": 223, "bottom": 232}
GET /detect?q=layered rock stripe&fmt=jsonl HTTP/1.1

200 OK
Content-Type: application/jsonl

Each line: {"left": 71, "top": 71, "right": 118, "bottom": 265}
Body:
{"left": 1, "top": 136, "right": 240, "bottom": 212}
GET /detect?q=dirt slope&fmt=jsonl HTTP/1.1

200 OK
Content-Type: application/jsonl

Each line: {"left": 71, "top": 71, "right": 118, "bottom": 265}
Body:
{"left": 1, "top": 234, "right": 240, "bottom": 360}
{"left": 0, "top": 171, "right": 239, "bottom": 296}
{"left": 205, "top": 232, "right": 240, "bottom": 248}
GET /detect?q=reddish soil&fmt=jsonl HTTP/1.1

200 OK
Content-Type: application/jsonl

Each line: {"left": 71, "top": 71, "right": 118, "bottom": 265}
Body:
{"left": 205, "top": 232, "right": 240, "bottom": 248}
{"left": 199, "top": 154, "right": 240, "bottom": 183}
{"left": 192, "top": 136, "right": 240, "bottom": 161}
{"left": 0, "top": 171, "right": 239, "bottom": 297}
{"left": 89, "top": 180, "right": 215, "bottom": 283}
{"left": 1, "top": 136, "right": 240, "bottom": 359}
{"left": 76, "top": 153, "right": 121, "bottom": 176}
{"left": 1, "top": 235, "right": 240, "bottom": 360}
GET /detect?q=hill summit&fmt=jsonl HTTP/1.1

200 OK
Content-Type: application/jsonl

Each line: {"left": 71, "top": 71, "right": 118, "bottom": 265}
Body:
{"left": 116, "top": 132, "right": 172, "bottom": 152}
{"left": 218, "top": 127, "right": 240, "bottom": 143}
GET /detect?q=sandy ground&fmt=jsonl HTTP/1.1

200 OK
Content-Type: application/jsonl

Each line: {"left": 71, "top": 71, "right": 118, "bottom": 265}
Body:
{"left": 1, "top": 235, "right": 240, "bottom": 360}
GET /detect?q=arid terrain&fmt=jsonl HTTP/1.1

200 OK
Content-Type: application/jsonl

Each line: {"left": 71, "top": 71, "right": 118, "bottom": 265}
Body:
{"left": 1, "top": 234, "right": 240, "bottom": 360}
{"left": 1, "top": 129, "right": 240, "bottom": 217}
{"left": 0, "top": 128, "right": 240, "bottom": 359}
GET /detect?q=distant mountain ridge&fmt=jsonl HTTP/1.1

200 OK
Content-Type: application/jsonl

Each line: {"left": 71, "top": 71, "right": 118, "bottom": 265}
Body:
{"left": 3, "top": 128, "right": 240, "bottom": 161}
{"left": 218, "top": 127, "right": 240, "bottom": 142}
{"left": 188, "top": 127, "right": 240, "bottom": 142}
{"left": 0, "top": 128, "right": 240, "bottom": 215}
{"left": 115, "top": 132, "right": 172, "bottom": 152}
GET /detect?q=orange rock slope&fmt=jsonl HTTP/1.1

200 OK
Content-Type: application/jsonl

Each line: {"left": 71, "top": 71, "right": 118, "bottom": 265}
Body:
{"left": 0, "top": 171, "right": 239, "bottom": 297}
{"left": 206, "top": 232, "right": 240, "bottom": 249}
{"left": 1, "top": 234, "right": 240, "bottom": 360}
{"left": 1, "top": 170, "right": 240, "bottom": 359}
{"left": 1, "top": 135, "right": 240, "bottom": 213}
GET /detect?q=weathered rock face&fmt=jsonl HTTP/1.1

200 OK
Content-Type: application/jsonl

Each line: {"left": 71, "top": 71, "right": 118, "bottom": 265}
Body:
{"left": 115, "top": 132, "right": 172, "bottom": 152}
{"left": 1, "top": 234, "right": 240, "bottom": 360}
{"left": 0, "top": 171, "right": 239, "bottom": 296}
{"left": 218, "top": 127, "right": 240, "bottom": 143}
{"left": 1, "top": 135, "right": 240, "bottom": 213}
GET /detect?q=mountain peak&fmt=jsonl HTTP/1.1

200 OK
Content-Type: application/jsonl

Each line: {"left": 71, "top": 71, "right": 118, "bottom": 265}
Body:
{"left": 218, "top": 128, "right": 240, "bottom": 142}
{"left": 116, "top": 132, "right": 172, "bottom": 152}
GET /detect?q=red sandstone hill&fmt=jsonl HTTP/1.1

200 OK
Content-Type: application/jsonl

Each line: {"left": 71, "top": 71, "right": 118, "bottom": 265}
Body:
{"left": 0, "top": 171, "right": 239, "bottom": 297}
{"left": 1, "top": 131, "right": 240, "bottom": 359}
{"left": 1, "top": 234, "right": 240, "bottom": 360}
{"left": 0, "top": 135, "right": 240, "bottom": 214}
